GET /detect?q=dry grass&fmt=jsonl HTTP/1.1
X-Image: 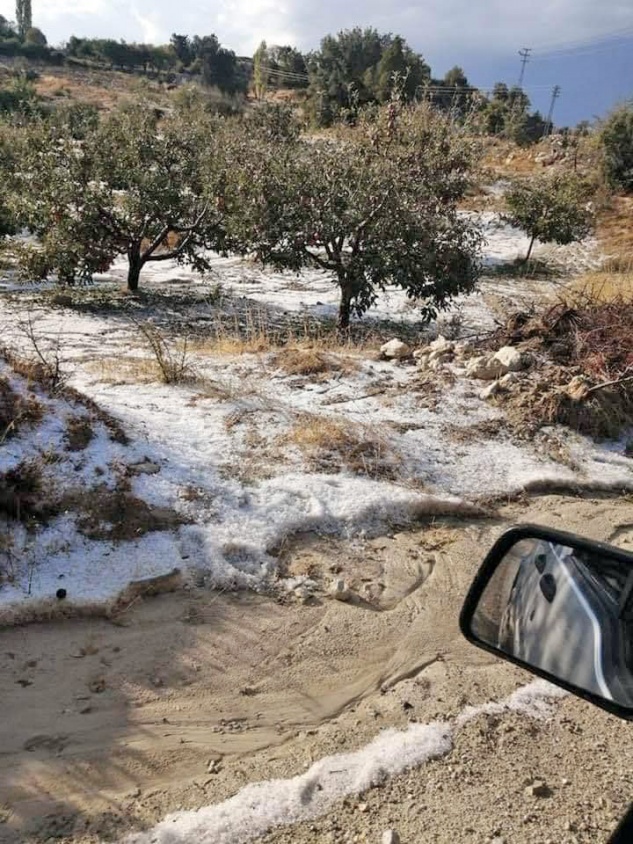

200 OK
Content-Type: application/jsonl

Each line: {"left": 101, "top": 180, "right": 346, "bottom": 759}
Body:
{"left": 285, "top": 414, "right": 400, "bottom": 479}
{"left": 567, "top": 271, "right": 633, "bottom": 303}
{"left": 34, "top": 68, "right": 169, "bottom": 111}
{"left": 0, "top": 376, "right": 44, "bottom": 441}
{"left": 596, "top": 194, "right": 633, "bottom": 263}
{"left": 271, "top": 347, "right": 359, "bottom": 377}
{"left": 64, "top": 415, "right": 94, "bottom": 452}
{"left": 89, "top": 356, "right": 162, "bottom": 384}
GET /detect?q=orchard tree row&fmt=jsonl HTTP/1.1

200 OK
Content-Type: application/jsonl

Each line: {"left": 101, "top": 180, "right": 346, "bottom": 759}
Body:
{"left": 0, "top": 97, "right": 604, "bottom": 329}
{"left": 0, "top": 100, "right": 484, "bottom": 328}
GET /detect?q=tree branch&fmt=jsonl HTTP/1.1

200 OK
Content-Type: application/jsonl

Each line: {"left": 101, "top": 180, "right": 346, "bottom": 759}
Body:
{"left": 586, "top": 369, "right": 633, "bottom": 395}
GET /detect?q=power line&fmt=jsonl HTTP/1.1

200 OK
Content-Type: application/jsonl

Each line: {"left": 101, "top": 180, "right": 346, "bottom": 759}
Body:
{"left": 532, "top": 24, "right": 633, "bottom": 55}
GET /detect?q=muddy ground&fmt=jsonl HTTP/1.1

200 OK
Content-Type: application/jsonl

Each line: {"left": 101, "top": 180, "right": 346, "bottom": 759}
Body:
{"left": 1, "top": 492, "right": 633, "bottom": 844}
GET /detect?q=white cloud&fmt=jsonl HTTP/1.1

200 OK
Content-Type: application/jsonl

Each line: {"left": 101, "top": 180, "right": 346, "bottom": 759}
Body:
{"left": 0, "top": 0, "right": 630, "bottom": 58}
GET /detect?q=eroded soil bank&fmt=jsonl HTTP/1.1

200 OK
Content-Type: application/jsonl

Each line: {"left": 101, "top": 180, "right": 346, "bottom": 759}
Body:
{"left": 1, "top": 493, "right": 633, "bottom": 844}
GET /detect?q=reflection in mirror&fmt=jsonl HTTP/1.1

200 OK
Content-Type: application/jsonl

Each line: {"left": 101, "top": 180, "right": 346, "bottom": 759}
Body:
{"left": 471, "top": 537, "right": 633, "bottom": 707}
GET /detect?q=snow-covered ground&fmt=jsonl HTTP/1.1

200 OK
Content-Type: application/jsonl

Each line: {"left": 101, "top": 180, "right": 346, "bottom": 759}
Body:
{"left": 0, "top": 215, "right": 630, "bottom": 616}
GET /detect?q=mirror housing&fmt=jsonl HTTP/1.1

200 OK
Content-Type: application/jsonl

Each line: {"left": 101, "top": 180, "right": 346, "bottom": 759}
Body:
{"left": 460, "top": 524, "right": 633, "bottom": 720}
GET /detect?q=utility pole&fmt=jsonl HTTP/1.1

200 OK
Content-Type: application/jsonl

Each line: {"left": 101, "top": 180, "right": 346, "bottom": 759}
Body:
{"left": 517, "top": 47, "right": 532, "bottom": 88}
{"left": 544, "top": 85, "right": 561, "bottom": 137}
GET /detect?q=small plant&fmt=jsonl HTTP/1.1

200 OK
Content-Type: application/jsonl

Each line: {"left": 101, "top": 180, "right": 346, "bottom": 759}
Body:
{"left": 136, "top": 321, "right": 193, "bottom": 384}
{"left": 17, "top": 313, "right": 68, "bottom": 393}
{"left": 504, "top": 173, "right": 594, "bottom": 263}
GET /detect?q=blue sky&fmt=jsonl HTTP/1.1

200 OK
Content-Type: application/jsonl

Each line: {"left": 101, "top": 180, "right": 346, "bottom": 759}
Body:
{"left": 0, "top": 1, "right": 631, "bottom": 125}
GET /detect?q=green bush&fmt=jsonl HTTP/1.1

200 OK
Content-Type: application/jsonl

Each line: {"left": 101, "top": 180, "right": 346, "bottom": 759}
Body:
{"left": 505, "top": 173, "right": 594, "bottom": 262}
{"left": 600, "top": 104, "right": 633, "bottom": 192}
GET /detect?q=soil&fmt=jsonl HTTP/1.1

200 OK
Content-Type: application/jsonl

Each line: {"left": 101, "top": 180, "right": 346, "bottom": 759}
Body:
{"left": 1, "top": 494, "right": 633, "bottom": 844}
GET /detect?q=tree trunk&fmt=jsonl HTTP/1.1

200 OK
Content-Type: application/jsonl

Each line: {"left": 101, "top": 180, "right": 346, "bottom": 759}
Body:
{"left": 338, "top": 282, "right": 353, "bottom": 330}
{"left": 127, "top": 251, "right": 143, "bottom": 291}
{"left": 524, "top": 233, "right": 537, "bottom": 264}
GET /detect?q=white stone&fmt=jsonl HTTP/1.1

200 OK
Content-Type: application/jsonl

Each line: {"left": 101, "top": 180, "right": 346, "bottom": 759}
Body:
{"left": 412, "top": 347, "right": 430, "bottom": 359}
{"left": 428, "top": 347, "right": 453, "bottom": 363}
{"left": 454, "top": 342, "right": 474, "bottom": 359}
{"left": 382, "top": 831, "right": 401, "bottom": 844}
{"left": 380, "top": 339, "right": 411, "bottom": 360}
{"left": 494, "top": 346, "right": 525, "bottom": 372}
{"left": 499, "top": 372, "right": 519, "bottom": 387}
{"left": 480, "top": 381, "right": 502, "bottom": 400}
{"left": 466, "top": 355, "right": 507, "bottom": 380}
{"left": 430, "top": 334, "right": 453, "bottom": 352}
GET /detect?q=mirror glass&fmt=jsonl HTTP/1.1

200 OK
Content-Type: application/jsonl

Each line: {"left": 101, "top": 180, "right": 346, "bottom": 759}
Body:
{"left": 471, "top": 537, "right": 633, "bottom": 707}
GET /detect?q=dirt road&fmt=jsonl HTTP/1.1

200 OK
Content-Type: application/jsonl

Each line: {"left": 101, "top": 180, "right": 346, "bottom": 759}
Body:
{"left": 1, "top": 493, "right": 633, "bottom": 844}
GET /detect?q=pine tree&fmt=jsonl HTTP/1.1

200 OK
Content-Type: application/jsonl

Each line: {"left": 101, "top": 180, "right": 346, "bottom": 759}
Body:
{"left": 15, "top": 0, "right": 32, "bottom": 40}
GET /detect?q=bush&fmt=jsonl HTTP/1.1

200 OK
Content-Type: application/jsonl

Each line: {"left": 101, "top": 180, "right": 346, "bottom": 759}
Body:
{"left": 600, "top": 104, "right": 633, "bottom": 192}
{"left": 504, "top": 173, "right": 594, "bottom": 262}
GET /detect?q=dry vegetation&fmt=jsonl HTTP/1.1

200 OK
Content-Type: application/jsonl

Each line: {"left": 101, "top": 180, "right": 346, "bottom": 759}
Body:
{"left": 271, "top": 347, "right": 359, "bottom": 378}
{"left": 33, "top": 67, "right": 170, "bottom": 111}
{"left": 492, "top": 297, "right": 633, "bottom": 439}
{"left": 285, "top": 413, "right": 401, "bottom": 479}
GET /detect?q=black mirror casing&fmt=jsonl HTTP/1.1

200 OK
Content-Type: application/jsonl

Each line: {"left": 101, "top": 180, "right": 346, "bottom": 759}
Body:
{"left": 460, "top": 523, "right": 633, "bottom": 721}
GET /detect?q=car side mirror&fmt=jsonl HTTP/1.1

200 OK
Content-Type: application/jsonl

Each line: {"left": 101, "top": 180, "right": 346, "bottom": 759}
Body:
{"left": 460, "top": 524, "right": 633, "bottom": 720}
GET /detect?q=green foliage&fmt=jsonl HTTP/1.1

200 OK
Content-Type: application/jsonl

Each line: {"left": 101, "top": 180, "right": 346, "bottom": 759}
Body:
{"left": 505, "top": 173, "right": 594, "bottom": 262}
{"left": 600, "top": 104, "right": 633, "bottom": 192}
{"left": 24, "top": 26, "right": 46, "bottom": 46}
{"left": 225, "top": 102, "right": 482, "bottom": 328}
{"left": 0, "top": 73, "right": 40, "bottom": 117}
{"left": 476, "top": 84, "right": 549, "bottom": 145}
{"left": 10, "top": 107, "right": 230, "bottom": 289}
{"left": 306, "top": 28, "right": 429, "bottom": 126}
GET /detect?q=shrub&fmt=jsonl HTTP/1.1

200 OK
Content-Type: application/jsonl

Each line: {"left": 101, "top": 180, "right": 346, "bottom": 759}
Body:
{"left": 505, "top": 173, "right": 594, "bottom": 262}
{"left": 600, "top": 104, "right": 633, "bottom": 192}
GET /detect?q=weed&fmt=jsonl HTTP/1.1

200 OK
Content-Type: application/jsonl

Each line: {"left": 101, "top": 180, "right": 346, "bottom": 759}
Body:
{"left": 135, "top": 320, "right": 193, "bottom": 385}
{"left": 64, "top": 414, "right": 94, "bottom": 451}
{"left": 285, "top": 414, "right": 400, "bottom": 479}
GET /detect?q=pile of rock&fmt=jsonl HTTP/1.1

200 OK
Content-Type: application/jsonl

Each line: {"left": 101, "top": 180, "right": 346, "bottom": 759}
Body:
{"left": 379, "top": 335, "right": 537, "bottom": 400}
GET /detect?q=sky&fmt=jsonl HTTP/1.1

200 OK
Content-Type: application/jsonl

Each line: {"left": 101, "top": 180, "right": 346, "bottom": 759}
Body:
{"left": 0, "top": 0, "right": 631, "bottom": 125}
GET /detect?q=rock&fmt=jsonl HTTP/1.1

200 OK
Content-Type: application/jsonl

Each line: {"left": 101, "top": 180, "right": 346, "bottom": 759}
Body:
{"left": 454, "top": 341, "right": 474, "bottom": 359}
{"left": 428, "top": 347, "right": 453, "bottom": 363}
{"left": 414, "top": 351, "right": 432, "bottom": 371}
{"left": 494, "top": 346, "right": 526, "bottom": 372}
{"left": 330, "top": 579, "right": 351, "bottom": 602}
{"left": 499, "top": 372, "right": 519, "bottom": 388}
{"left": 129, "top": 460, "right": 161, "bottom": 475}
{"left": 565, "top": 375, "right": 591, "bottom": 401}
{"left": 428, "top": 358, "right": 446, "bottom": 372}
{"left": 294, "top": 586, "right": 312, "bottom": 604}
{"left": 466, "top": 355, "right": 507, "bottom": 380}
{"left": 380, "top": 339, "right": 411, "bottom": 360}
{"left": 429, "top": 335, "right": 453, "bottom": 353}
{"left": 480, "top": 381, "right": 502, "bottom": 400}
{"left": 525, "top": 780, "right": 552, "bottom": 798}
{"left": 382, "top": 831, "right": 401, "bottom": 844}
{"left": 207, "top": 758, "right": 222, "bottom": 774}
{"left": 412, "top": 347, "right": 430, "bottom": 360}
